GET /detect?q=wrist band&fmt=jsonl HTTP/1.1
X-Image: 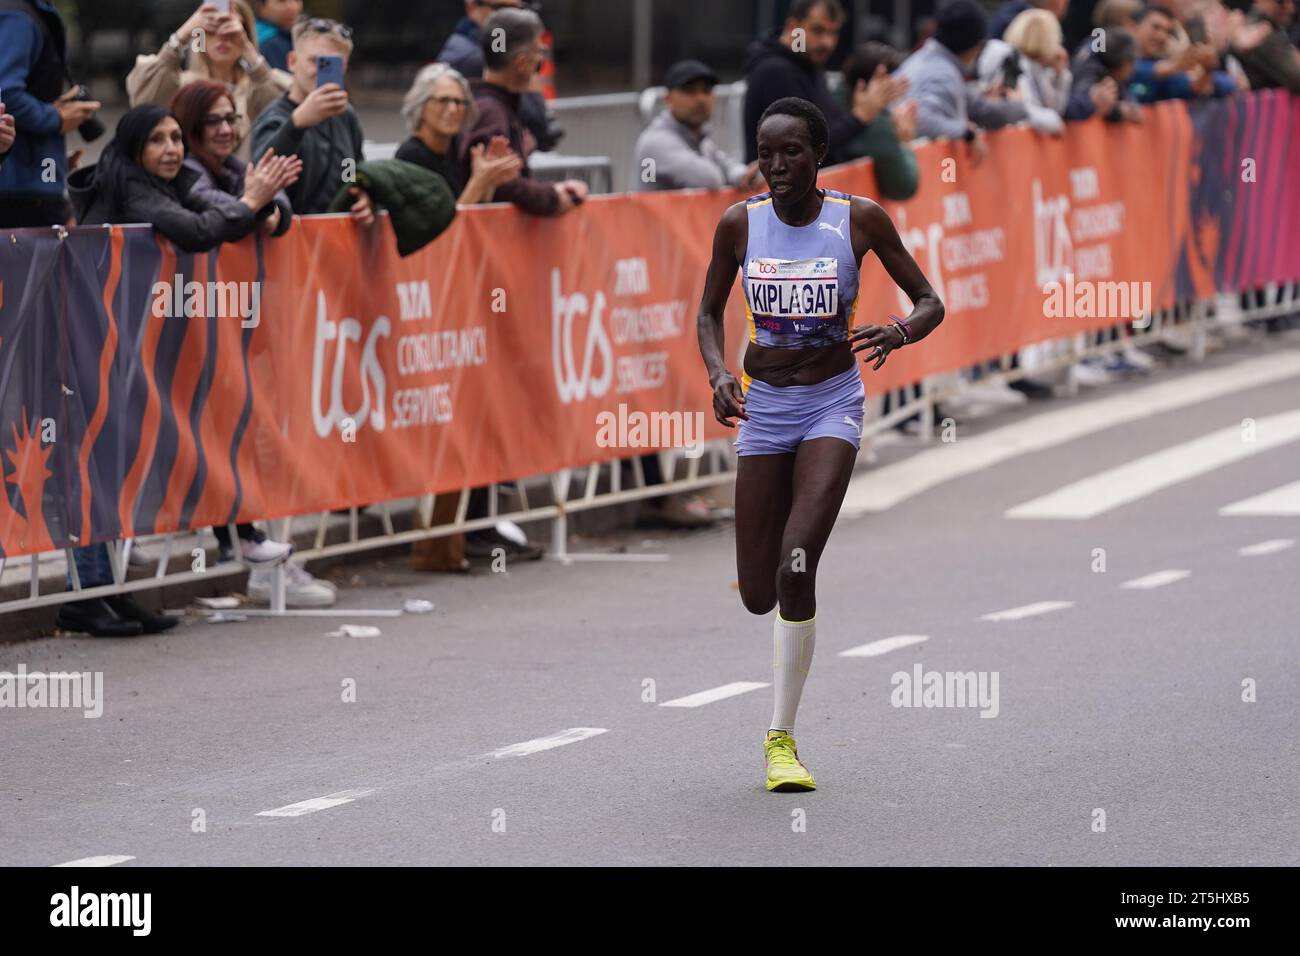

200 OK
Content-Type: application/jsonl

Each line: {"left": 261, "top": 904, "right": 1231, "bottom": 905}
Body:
{"left": 887, "top": 314, "right": 912, "bottom": 345}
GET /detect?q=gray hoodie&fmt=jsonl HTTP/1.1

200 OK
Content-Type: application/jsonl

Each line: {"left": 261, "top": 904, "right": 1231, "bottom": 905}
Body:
{"left": 895, "top": 38, "right": 1028, "bottom": 140}
{"left": 634, "top": 109, "right": 747, "bottom": 191}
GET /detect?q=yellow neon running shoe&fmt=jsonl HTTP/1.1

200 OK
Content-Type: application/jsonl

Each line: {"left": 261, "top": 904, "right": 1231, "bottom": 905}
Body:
{"left": 764, "top": 730, "right": 816, "bottom": 792}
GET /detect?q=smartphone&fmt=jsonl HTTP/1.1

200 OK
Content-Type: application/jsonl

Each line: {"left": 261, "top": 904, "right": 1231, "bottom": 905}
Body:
{"left": 1000, "top": 52, "right": 1021, "bottom": 91}
{"left": 209, "top": 0, "right": 231, "bottom": 12}
{"left": 315, "top": 55, "right": 345, "bottom": 90}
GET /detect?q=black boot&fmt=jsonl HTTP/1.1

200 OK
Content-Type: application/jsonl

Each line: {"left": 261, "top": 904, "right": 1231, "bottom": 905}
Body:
{"left": 104, "top": 595, "right": 179, "bottom": 634}
{"left": 56, "top": 598, "right": 144, "bottom": 638}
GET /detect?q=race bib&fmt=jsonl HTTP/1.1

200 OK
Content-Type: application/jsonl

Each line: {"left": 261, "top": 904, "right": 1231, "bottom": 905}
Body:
{"left": 745, "top": 257, "right": 839, "bottom": 334}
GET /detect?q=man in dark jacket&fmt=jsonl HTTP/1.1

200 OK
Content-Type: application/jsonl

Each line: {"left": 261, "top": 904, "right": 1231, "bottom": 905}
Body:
{"left": 0, "top": 0, "right": 101, "bottom": 227}
{"left": 1238, "top": 0, "right": 1300, "bottom": 92}
{"left": 1129, "top": 4, "right": 1241, "bottom": 101}
{"left": 742, "top": 0, "right": 905, "bottom": 164}
{"left": 250, "top": 16, "right": 373, "bottom": 220}
{"left": 1070, "top": 27, "right": 1144, "bottom": 122}
{"left": 459, "top": 8, "right": 586, "bottom": 216}
{"left": 438, "top": 0, "right": 562, "bottom": 152}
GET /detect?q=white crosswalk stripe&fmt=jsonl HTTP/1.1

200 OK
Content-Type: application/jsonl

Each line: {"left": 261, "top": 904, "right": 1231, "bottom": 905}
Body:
{"left": 1006, "top": 409, "right": 1300, "bottom": 519}
{"left": 840, "top": 352, "right": 1300, "bottom": 515}
{"left": 1219, "top": 480, "right": 1300, "bottom": 516}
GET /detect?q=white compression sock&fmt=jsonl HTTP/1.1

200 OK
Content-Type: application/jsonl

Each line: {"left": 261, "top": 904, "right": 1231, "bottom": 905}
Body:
{"left": 770, "top": 613, "right": 816, "bottom": 732}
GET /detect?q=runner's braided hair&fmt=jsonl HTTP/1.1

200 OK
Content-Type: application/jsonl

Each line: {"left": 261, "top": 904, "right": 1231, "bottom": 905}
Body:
{"left": 757, "top": 97, "right": 830, "bottom": 157}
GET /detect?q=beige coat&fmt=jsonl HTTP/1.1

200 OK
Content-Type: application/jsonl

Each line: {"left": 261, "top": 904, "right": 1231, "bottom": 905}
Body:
{"left": 126, "top": 43, "right": 292, "bottom": 161}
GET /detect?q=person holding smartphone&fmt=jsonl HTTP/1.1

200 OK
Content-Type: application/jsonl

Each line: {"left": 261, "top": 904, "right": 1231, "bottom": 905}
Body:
{"left": 127, "top": 1, "right": 290, "bottom": 161}
{"left": 249, "top": 15, "right": 372, "bottom": 221}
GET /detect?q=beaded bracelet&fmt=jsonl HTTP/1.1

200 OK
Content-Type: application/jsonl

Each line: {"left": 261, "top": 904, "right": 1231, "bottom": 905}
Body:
{"left": 888, "top": 314, "right": 912, "bottom": 346}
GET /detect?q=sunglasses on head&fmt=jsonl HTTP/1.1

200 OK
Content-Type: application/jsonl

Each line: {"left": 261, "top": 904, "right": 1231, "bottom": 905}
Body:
{"left": 297, "top": 16, "right": 354, "bottom": 40}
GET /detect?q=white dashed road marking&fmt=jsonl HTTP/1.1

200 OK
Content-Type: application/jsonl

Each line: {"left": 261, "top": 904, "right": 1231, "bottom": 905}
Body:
{"left": 52, "top": 855, "right": 135, "bottom": 867}
{"left": 256, "top": 788, "right": 377, "bottom": 817}
{"left": 486, "top": 727, "right": 609, "bottom": 758}
{"left": 1238, "top": 538, "right": 1296, "bottom": 556}
{"left": 660, "top": 682, "right": 770, "bottom": 707}
{"left": 839, "top": 635, "right": 930, "bottom": 657}
{"left": 980, "top": 601, "right": 1074, "bottom": 621}
{"left": 1121, "top": 570, "right": 1191, "bottom": 590}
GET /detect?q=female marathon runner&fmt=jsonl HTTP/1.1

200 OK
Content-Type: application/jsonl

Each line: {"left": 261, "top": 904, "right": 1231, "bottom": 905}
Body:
{"left": 696, "top": 97, "right": 944, "bottom": 792}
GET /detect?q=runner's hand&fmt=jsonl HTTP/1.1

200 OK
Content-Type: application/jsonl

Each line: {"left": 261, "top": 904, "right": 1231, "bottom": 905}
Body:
{"left": 849, "top": 323, "right": 904, "bottom": 370}
{"left": 711, "top": 371, "right": 748, "bottom": 426}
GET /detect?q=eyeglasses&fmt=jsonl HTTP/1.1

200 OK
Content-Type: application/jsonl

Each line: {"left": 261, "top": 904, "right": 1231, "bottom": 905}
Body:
{"left": 429, "top": 95, "right": 469, "bottom": 109}
{"left": 202, "top": 112, "right": 243, "bottom": 129}
{"left": 297, "top": 16, "right": 354, "bottom": 40}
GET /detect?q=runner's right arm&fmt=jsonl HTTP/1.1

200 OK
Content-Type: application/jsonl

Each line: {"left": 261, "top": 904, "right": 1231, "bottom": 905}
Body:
{"left": 697, "top": 202, "right": 749, "bottom": 425}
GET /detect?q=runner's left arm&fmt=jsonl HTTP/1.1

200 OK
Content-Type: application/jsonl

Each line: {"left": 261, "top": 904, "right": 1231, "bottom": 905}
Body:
{"left": 848, "top": 197, "right": 943, "bottom": 369}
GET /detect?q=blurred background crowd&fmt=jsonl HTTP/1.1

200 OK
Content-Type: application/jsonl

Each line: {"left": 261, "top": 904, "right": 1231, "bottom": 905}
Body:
{"left": 0, "top": 0, "right": 1296, "bottom": 634}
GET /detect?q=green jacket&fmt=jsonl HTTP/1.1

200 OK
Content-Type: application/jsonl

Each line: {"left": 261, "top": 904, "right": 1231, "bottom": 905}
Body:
{"left": 832, "top": 87, "right": 919, "bottom": 201}
{"left": 328, "top": 159, "right": 457, "bottom": 257}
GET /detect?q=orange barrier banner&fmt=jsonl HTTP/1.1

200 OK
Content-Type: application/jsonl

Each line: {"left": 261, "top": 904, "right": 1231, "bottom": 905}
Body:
{"left": 0, "top": 97, "right": 1291, "bottom": 558}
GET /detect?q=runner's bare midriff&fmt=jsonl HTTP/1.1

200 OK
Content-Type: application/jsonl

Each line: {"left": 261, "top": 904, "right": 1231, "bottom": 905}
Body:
{"left": 744, "top": 340, "right": 854, "bottom": 387}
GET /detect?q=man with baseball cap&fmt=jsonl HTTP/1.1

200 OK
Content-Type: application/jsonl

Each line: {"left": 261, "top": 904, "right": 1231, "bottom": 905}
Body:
{"left": 634, "top": 58, "right": 760, "bottom": 192}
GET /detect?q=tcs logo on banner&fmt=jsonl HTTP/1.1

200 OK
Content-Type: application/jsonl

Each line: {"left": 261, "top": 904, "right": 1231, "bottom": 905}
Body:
{"left": 311, "top": 290, "right": 391, "bottom": 438}
{"left": 551, "top": 268, "right": 613, "bottom": 403}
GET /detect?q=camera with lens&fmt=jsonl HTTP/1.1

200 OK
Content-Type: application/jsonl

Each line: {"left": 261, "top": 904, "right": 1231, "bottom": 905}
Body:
{"left": 69, "top": 85, "right": 105, "bottom": 142}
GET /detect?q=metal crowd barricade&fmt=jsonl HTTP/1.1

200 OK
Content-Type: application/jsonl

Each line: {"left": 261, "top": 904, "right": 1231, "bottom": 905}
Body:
{"left": 3, "top": 291, "right": 1276, "bottom": 619}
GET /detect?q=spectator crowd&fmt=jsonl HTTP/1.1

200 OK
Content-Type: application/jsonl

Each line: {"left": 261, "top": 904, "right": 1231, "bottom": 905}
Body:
{"left": 1, "top": 0, "right": 1297, "bottom": 633}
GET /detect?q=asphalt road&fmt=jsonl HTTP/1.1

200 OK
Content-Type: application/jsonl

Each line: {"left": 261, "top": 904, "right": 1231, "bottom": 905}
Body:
{"left": 2, "top": 337, "right": 1297, "bottom": 866}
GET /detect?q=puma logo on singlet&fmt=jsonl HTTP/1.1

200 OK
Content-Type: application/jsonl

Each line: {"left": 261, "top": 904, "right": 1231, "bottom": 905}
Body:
{"left": 818, "top": 219, "right": 846, "bottom": 240}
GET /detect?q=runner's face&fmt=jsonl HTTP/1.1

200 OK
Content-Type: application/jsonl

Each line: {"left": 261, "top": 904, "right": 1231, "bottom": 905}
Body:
{"left": 756, "top": 115, "right": 822, "bottom": 202}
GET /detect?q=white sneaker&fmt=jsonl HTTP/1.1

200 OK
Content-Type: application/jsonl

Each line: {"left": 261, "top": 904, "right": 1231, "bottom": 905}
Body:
{"left": 1214, "top": 322, "right": 1252, "bottom": 343}
{"left": 1121, "top": 346, "right": 1156, "bottom": 369}
{"left": 238, "top": 537, "right": 293, "bottom": 568}
{"left": 961, "top": 380, "right": 1028, "bottom": 406}
{"left": 1160, "top": 328, "right": 1193, "bottom": 353}
{"left": 247, "top": 562, "right": 336, "bottom": 607}
{"left": 1071, "top": 361, "right": 1113, "bottom": 387}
